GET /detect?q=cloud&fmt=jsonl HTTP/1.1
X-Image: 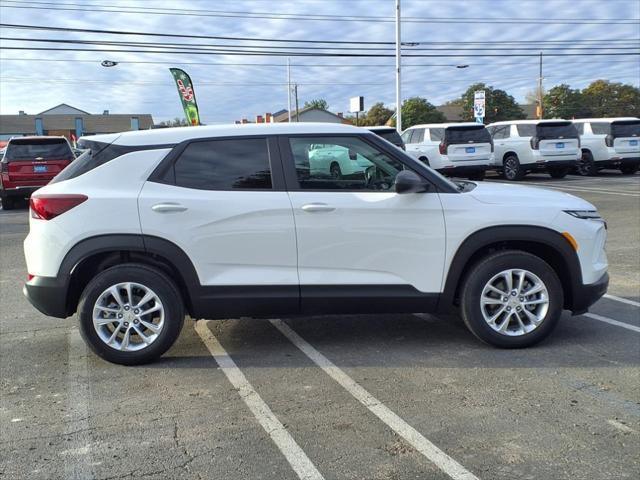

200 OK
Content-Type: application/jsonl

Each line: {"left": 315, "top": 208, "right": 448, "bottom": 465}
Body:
{"left": 0, "top": 0, "right": 638, "bottom": 122}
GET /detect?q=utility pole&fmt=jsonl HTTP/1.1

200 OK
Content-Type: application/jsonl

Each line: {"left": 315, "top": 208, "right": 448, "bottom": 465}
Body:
{"left": 537, "top": 52, "right": 543, "bottom": 119}
{"left": 395, "top": 0, "right": 402, "bottom": 132}
{"left": 287, "top": 57, "right": 292, "bottom": 123}
{"left": 294, "top": 83, "right": 299, "bottom": 122}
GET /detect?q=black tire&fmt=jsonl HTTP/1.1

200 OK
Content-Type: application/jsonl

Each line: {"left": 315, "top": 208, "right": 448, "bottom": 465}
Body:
{"left": 1, "top": 196, "right": 15, "bottom": 210}
{"left": 503, "top": 155, "right": 525, "bottom": 181}
{"left": 620, "top": 163, "right": 639, "bottom": 175}
{"left": 78, "top": 263, "right": 185, "bottom": 365}
{"left": 468, "top": 170, "right": 486, "bottom": 181}
{"left": 576, "top": 151, "right": 597, "bottom": 176}
{"left": 329, "top": 162, "right": 342, "bottom": 179}
{"left": 548, "top": 167, "right": 569, "bottom": 179}
{"left": 459, "top": 250, "right": 563, "bottom": 348}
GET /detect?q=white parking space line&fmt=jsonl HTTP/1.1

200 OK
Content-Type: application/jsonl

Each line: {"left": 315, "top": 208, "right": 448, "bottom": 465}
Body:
{"left": 583, "top": 313, "right": 640, "bottom": 333}
{"left": 194, "top": 321, "right": 325, "bottom": 480}
{"left": 270, "top": 319, "right": 480, "bottom": 480}
{"left": 603, "top": 294, "right": 640, "bottom": 308}
{"left": 64, "top": 327, "right": 95, "bottom": 480}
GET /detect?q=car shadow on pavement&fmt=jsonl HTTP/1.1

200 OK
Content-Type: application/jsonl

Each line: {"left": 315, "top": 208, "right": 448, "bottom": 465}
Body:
{"left": 150, "top": 312, "right": 639, "bottom": 370}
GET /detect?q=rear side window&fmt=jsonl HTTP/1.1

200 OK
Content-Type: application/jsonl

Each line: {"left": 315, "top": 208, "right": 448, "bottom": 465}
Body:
{"left": 591, "top": 123, "right": 611, "bottom": 135}
{"left": 429, "top": 128, "right": 444, "bottom": 141}
{"left": 536, "top": 122, "right": 579, "bottom": 140}
{"left": 173, "top": 138, "right": 272, "bottom": 190}
{"left": 50, "top": 140, "right": 172, "bottom": 184}
{"left": 574, "top": 123, "right": 584, "bottom": 135}
{"left": 516, "top": 124, "right": 536, "bottom": 137}
{"left": 412, "top": 128, "right": 425, "bottom": 143}
{"left": 491, "top": 125, "right": 510, "bottom": 139}
{"left": 445, "top": 126, "right": 491, "bottom": 144}
{"left": 611, "top": 120, "right": 640, "bottom": 137}
{"left": 4, "top": 138, "right": 72, "bottom": 162}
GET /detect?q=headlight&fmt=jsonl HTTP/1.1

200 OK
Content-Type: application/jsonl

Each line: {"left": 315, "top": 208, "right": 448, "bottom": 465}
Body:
{"left": 564, "top": 210, "right": 603, "bottom": 220}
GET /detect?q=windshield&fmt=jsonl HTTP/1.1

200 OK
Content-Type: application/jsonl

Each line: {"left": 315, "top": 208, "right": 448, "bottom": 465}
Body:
{"left": 4, "top": 138, "right": 72, "bottom": 162}
{"left": 445, "top": 126, "right": 492, "bottom": 144}
{"left": 611, "top": 120, "right": 640, "bottom": 137}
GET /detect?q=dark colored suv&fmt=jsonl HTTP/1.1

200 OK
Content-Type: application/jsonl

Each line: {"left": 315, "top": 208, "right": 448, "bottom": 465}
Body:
{"left": 0, "top": 136, "right": 75, "bottom": 209}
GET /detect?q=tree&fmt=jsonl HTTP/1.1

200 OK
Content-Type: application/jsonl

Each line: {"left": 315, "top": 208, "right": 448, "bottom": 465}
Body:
{"left": 364, "top": 102, "right": 394, "bottom": 126}
{"left": 581, "top": 80, "right": 640, "bottom": 118}
{"left": 543, "top": 84, "right": 588, "bottom": 119}
{"left": 303, "top": 98, "right": 329, "bottom": 110}
{"left": 399, "top": 97, "right": 446, "bottom": 128}
{"left": 158, "top": 117, "right": 189, "bottom": 127}
{"left": 457, "top": 83, "right": 526, "bottom": 123}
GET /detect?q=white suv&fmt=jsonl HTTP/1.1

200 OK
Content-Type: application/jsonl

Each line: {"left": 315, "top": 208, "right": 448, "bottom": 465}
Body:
{"left": 487, "top": 120, "right": 581, "bottom": 180}
{"left": 401, "top": 123, "right": 494, "bottom": 180}
{"left": 23, "top": 123, "right": 608, "bottom": 365}
{"left": 573, "top": 118, "right": 640, "bottom": 176}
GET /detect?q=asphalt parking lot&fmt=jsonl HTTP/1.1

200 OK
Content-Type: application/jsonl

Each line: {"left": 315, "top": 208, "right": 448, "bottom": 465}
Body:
{"left": 1, "top": 172, "right": 639, "bottom": 480}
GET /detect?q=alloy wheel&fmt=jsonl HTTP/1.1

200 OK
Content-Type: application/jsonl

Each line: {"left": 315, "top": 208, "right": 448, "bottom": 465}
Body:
{"left": 480, "top": 269, "right": 549, "bottom": 336}
{"left": 92, "top": 282, "right": 165, "bottom": 351}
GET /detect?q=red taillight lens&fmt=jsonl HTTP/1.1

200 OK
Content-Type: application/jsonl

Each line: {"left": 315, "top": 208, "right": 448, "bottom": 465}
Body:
{"left": 27, "top": 274, "right": 34, "bottom": 282}
{"left": 530, "top": 136, "right": 540, "bottom": 150}
{"left": 439, "top": 142, "right": 447, "bottom": 155}
{"left": 605, "top": 134, "right": 614, "bottom": 147}
{"left": 30, "top": 194, "right": 88, "bottom": 220}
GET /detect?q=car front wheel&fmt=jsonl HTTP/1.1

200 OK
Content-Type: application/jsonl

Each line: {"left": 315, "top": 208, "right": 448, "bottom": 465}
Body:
{"left": 78, "top": 264, "right": 185, "bottom": 365}
{"left": 460, "top": 250, "right": 563, "bottom": 348}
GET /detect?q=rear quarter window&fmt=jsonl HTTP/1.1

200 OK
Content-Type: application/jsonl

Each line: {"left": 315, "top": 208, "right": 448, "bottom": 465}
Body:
{"left": 429, "top": 128, "right": 444, "bottom": 142}
{"left": 590, "top": 123, "right": 611, "bottom": 135}
{"left": 516, "top": 124, "right": 536, "bottom": 137}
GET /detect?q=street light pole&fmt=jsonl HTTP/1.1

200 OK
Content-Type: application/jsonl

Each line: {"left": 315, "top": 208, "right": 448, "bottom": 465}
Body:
{"left": 395, "top": 0, "right": 402, "bottom": 133}
{"left": 287, "top": 57, "right": 292, "bottom": 123}
{"left": 537, "top": 52, "right": 544, "bottom": 119}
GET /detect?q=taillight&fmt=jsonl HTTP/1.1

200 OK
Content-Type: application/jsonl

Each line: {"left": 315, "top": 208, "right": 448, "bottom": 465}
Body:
{"left": 530, "top": 136, "right": 540, "bottom": 150}
{"left": 439, "top": 142, "right": 447, "bottom": 155}
{"left": 30, "top": 194, "right": 88, "bottom": 220}
{"left": 605, "top": 134, "right": 614, "bottom": 147}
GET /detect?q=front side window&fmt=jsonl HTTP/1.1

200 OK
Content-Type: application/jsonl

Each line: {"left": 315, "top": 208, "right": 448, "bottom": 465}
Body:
{"left": 412, "top": 128, "right": 425, "bottom": 143}
{"left": 401, "top": 129, "right": 413, "bottom": 143}
{"left": 174, "top": 138, "right": 272, "bottom": 190}
{"left": 289, "top": 136, "right": 407, "bottom": 191}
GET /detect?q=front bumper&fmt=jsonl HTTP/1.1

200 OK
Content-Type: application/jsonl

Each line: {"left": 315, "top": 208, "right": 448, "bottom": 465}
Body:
{"left": 570, "top": 271, "right": 609, "bottom": 315}
{"left": 23, "top": 275, "right": 70, "bottom": 318}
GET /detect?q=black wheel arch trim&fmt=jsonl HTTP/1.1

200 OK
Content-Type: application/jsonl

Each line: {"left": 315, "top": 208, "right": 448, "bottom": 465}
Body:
{"left": 439, "top": 225, "right": 584, "bottom": 313}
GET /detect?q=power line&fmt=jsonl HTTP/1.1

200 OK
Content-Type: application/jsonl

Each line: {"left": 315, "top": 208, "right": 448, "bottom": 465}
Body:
{"left": 1, "top": 2, "right": 639, "bottom": 24}
{"left": 2, "top": 23, "right": 637, "bottom": 46}
{"left": 2, "top": 46, "right": 638, "bottom": 58}
{"left": 2, "top": 36, "right": 637, "bottom": 53}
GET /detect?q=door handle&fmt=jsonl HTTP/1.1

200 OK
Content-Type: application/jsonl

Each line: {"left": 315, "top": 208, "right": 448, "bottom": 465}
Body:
{"left": 151, "top": 203, "right": 188, "bottom": 213}
{"left": 301, "top": 203, "right": 335, "bottom": 213}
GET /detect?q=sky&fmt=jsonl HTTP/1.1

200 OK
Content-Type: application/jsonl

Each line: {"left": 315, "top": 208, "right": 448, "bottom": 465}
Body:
{"left": 0, "top": 0, "right": 639, "bottom": 124}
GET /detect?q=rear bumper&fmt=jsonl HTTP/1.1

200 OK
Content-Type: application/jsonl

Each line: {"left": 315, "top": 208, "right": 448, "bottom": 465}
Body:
{"left": 594, "top": 156, "right": 640, "bottom": 166}
{"left": 437, "top": 165, "right": 488, "bottom": 176}
{"left": 524, "top": 159, "right": 577, "bottom": 171}
{"left": 570, "top": 271, "right": 609, "bottom": 315}
{"left": 23, "top": 275, "right": 70, "bottom": 319}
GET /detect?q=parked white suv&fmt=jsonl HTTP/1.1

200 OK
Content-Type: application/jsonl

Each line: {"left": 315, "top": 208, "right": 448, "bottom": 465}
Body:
{"left": 487, "top": 120, "right": 580, "bottom": 180}
{"left": 401, "top": 123, "right": 494, "bottom": 180}
{"left": 573, "top": 118, "right": 640, "bottom": 176}
{"left": 24, "top": 123, "right": 608, "bottom": 365}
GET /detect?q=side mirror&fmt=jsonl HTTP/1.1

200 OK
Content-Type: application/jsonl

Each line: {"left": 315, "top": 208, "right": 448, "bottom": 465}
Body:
{"left": 394, "top": 170, "right": 430, "bottom": 194}
{"left": 348, "top": 149, "right": 358, "bottom": 161}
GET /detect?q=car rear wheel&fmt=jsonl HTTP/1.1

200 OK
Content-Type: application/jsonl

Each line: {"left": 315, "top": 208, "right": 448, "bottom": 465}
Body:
{"left": 548, "top": 167, "right": 569, "bottom": 179}
{"left": 78, "top": 264, "right": 185, "bottom": 365}
{"left": 0, "top": 196, "right": 16, "bottom": 210}
{"left": 576, "top": 151, "right": 597, "bottom": 176}
{"left": 503, "top": 155, "right": 525, "bottom": 181}
{"left": 330, "top": 162, "right": 342, "bottom": 179}
{"left": 620, "top": 163, "right": 639, "bottom": 175}
{"left": 460, "top": 250, "right": 563, "bottom": 348}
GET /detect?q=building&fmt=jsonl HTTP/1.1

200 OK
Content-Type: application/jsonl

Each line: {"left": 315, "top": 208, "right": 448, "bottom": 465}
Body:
{"left": 0, "top": 104, "right": 154, "bottom": 141}
{"left": 238, "top": 107, "right": 351, "bottom": 125}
